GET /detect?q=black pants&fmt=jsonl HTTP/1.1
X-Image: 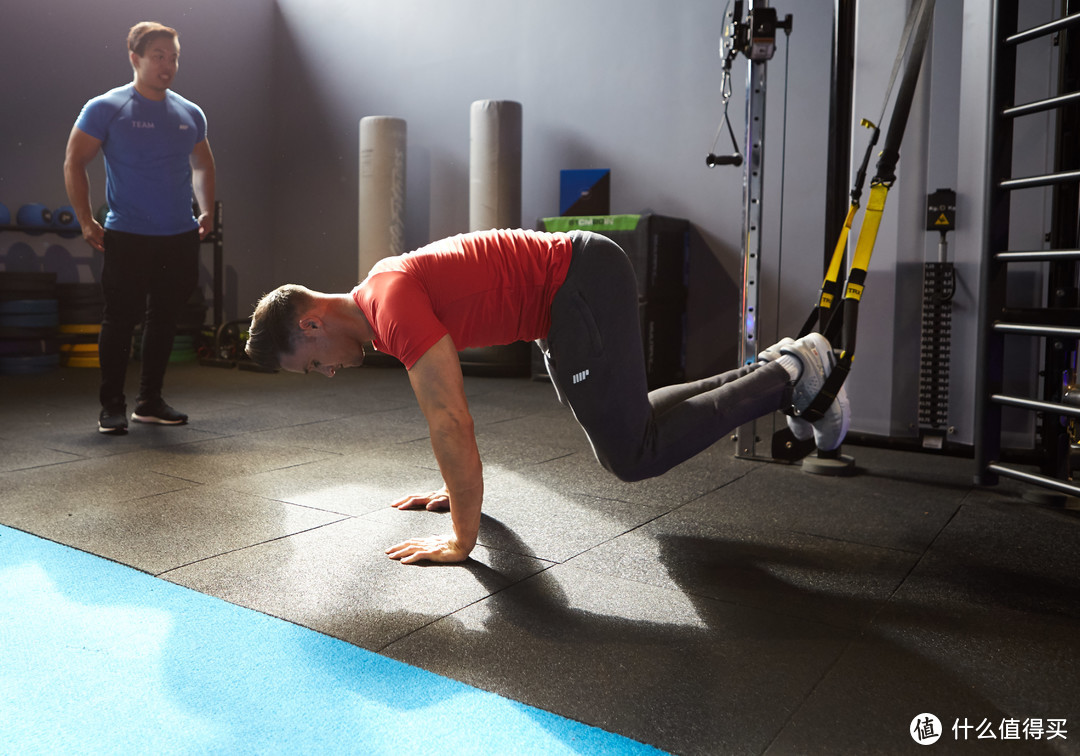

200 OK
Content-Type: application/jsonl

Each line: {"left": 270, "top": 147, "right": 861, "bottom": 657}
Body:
{"left": 539, "top": 231, "right": 791, "bottom": 482}
{"left": 98, "top": 229, "right": 199, "bottom": 407}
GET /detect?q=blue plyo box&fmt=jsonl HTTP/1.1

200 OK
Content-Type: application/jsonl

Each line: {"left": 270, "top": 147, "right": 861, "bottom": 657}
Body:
{"left": 560, "top": 169, "right": 610, "bottom": 216}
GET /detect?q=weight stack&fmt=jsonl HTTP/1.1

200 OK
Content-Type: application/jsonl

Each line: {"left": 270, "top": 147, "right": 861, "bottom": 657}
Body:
{"left": 538, "top": 214, "right": 690, "bottom": 389}
{"left": 918, "top": 261, "right": 954, "bottom": 444}
{"left": 0, "top": 272, "right": 60, "bottom": 375}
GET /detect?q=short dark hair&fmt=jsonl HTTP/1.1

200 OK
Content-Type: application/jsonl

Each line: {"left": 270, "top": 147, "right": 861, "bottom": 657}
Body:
{"left": 245, "top": 285, "right": 314, "bottom": 370}
{"left": 127, "top": 22, "right": 178, "bottom": 57}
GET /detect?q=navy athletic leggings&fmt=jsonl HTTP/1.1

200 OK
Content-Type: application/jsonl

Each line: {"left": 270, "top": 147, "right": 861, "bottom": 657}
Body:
{"left": 98, "top": 229, "right": 200, "bottom": 407}
{"left": 539, "top": 231, "right": 791, "bottom": 481}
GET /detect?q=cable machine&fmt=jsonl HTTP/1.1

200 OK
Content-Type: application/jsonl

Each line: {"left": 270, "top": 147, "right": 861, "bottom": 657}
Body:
{"left": 708, "top": 0, "right": 792, "bottom": 462}
{"left": 710, "top": 0, "right": 937, "bottom": 468}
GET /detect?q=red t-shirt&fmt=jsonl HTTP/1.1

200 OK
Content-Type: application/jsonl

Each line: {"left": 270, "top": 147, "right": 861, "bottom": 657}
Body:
{"left": 352, "top": 229, "right": 573, "bottom": 369}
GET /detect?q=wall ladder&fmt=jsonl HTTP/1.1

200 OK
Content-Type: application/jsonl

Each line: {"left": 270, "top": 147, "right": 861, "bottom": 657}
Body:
{"left": 974, "top": 0, "right": 1080, "bottom": 498}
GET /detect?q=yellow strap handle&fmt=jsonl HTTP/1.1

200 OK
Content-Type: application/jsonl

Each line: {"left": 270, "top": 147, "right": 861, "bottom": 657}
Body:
{"left": 819, "top": 204, "right": 858, "bottom": 309}
{"left": 846, "top": 183, "right": 890, "bottom": 301}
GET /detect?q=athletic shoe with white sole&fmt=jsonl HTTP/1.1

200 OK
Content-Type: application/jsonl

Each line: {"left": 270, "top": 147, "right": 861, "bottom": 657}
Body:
{"left": 131, "top": 398, "right": 188, "bottom": 425}
{"left": 98, "top": 404, "right": 128, "bottom": 434}
{"left": 757, "top": 337, "right": 813, "bottom": 442}
{"left": 779, "top": 333, "right": 850, "bottom": 451}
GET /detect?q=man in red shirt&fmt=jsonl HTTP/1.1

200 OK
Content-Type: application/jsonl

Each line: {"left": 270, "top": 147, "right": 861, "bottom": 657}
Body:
{"left": 246, "top": 229, "right": 849, "bottom": 564}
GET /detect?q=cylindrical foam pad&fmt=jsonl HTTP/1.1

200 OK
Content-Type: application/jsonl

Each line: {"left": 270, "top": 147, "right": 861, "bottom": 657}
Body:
{"left": 359, "top": 116, "right": 407, "bottom": 279}
{"left": 469, "top": 100, "right": 522, "bottom": 232}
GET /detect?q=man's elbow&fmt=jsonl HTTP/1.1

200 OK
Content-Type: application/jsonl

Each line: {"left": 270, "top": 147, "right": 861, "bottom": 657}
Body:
{"left": 434, "top": 410, "right": 476, "bottom": 444}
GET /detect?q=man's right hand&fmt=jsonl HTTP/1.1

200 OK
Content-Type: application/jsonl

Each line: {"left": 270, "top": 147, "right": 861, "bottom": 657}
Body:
{"left": 385, "top": 534, "right": 471, "bottom": 564}
{"left": 81, "top": 218, "right": 105, "bottom": 252}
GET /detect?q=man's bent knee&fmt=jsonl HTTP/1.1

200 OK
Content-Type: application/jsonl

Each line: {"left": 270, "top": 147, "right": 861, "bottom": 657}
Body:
{"left": 598, "top": 453, "right": 654, "bottom": 483}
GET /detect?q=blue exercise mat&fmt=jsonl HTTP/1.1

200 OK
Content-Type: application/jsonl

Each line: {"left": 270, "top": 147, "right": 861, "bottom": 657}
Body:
{"left": 0, "top": 525, "right": 667, "bottom": 756}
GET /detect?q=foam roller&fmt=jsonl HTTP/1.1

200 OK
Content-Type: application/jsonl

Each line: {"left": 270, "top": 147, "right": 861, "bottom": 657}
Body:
{"left": 359, "top": 116, "right": 406, "bottom": 278}
{"left": 469, "top": 100, "right": 522, "bottom": 232}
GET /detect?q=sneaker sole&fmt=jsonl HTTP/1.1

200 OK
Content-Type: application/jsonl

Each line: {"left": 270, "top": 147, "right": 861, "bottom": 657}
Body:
{"left": 812, "top": 385, "right": 851, "bottom": 451}
{"left": 98, "top": 424, "right": 128, "bottom": 434}
{"left": 131, "top": 413, "right": 187, "bottom": 425}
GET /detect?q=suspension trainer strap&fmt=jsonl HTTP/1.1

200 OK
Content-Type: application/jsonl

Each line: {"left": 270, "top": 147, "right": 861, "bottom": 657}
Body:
{"left": 776, "top": 0, "right": 936, "bottom": 448}
{"left": 799, "top": 201, "right": 857, "bottom": 340}
{"left": 797, "top": 182, "right": 888, "bottom": 423}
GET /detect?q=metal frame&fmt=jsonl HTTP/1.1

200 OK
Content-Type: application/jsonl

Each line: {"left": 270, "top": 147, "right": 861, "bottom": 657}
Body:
{"left": 735, "top": 11, "right": 772, "bottom": 460}
{"left": 974, "top": 0, "right": 1080, "bottom": 496}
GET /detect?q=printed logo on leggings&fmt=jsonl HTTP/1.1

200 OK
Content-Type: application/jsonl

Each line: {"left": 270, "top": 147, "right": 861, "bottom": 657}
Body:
{"left": 572, "top": 369, "right": 590, "bottom": 384}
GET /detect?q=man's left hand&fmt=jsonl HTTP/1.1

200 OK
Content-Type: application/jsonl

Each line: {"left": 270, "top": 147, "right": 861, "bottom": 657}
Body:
{"left": 391, "top": 487, "right": 450, "bottom": 511}
{"left": 197, "top": 212, "right": 213, "bottom": 239}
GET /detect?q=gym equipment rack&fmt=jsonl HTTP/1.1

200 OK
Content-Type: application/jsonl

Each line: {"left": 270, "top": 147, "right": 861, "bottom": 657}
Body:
{"left": 974, "top": 1, "right": 1080, "bottom": 500}
{"left": 0, "top": 200, "right": 225, "bottom": 330}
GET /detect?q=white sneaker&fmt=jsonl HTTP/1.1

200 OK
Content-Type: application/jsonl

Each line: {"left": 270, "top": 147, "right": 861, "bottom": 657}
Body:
{"left": 814, "top": 384, "right": 850, "bottom": 451}
{"left": 757, "top": 337, "right": 813, "bottom": 441}
{"left": 779, "top": 333, "right": 850, "bottom": 451}
{"left": 756, "top": 337, "right": 795, "bottom": 364}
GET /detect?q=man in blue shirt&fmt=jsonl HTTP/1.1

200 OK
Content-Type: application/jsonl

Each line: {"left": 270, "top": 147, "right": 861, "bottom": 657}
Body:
{"left": 63, "top": 21, "right": 216, "bottom": 434}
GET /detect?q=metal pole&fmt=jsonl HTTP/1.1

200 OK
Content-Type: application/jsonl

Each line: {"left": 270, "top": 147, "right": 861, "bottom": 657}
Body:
{"left": 735, "top": 0, "right": 770, "bottom": 460}
{"left": 213, "top": 199, "right": 223, "bottom": 329}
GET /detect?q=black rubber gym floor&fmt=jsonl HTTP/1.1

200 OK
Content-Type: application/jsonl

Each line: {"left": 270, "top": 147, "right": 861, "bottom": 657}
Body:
{"left": 2, "top": 362, "right": 1078, "bottom": 755}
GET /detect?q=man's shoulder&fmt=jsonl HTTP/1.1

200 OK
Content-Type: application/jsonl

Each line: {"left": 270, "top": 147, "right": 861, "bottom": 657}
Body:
{"left": 166, "top": 90, "right": 206, "bottom": 118}
{"left": 357, "top": 265, "right": 415, "bottom": 301}
{"left": 83, "top": 84, "right": 135, "bottom": 113}
{"left": 76, "top": 85, "right": 136, "bottom": 135}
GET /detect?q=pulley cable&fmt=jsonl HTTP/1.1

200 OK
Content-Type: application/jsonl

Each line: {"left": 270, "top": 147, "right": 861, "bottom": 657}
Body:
{"left": 707, "top": 1, "right": 745, "bottom": 168}
{"left": 774, "top": 19, "right": 794, "bottom": 338}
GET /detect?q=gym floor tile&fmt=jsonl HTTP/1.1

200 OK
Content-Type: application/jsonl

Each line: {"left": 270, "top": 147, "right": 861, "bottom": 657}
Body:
{"left": 163, "top": 515, "right": 552, "bottom": 651}
{"left": 383, "top": 562, "right": 851, "bottom": 756}
{"left": 767, "top": 501, "right": 1080, "bottom": 753}
{"left": 363, "top": 474, "right": 671, "bottom": 564}
{"left": 6, "top": 422, "right": 227, "bottom": 461}
{"left": 520, "top": 441, "right": 756, "bottom": 509}
{"left": 246, "top": 406, "right": 436, "bottom": 454}
{"left": 0, "top": 454, "right": 196, "bottom": 524}
{"left": 565, "top": 511, "right": 920, "bottom": 629}
{"left": 27, "top": 484, "right": 346, "bottom": 576}
{"left": 113, "top": 433, "right": 343, "bottom": 484}
{"left": 3, "top": 363, "right": 1079, "bottom": 756}
{"left": 0, "top": 438, "right": 82, "bottom": 473}
{"left": 216, "top": 449, "right": 440, "bottom": 517}
{"left": 673, "top": 450, "right": 967, "bottom": 553}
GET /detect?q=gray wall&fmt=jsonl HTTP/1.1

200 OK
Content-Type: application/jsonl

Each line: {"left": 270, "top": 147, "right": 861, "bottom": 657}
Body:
{"left": 5, "top": 0, "right": 1044, "bottom": 450}
{"left": 0, "top": 0, "right": 277, "bottom": 322}
{"left": 267, "top": 0, "right": 833, "bottom": 380}
{"left": 0, "top": 0, "right": 833, "bottom": 384}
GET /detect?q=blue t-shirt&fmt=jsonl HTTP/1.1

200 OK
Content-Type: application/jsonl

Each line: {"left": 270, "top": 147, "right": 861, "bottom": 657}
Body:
{"left": 75, "top": 83, "right": 206, "bottom": 236}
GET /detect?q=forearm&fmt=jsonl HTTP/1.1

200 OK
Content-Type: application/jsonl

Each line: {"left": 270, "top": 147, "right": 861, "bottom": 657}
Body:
{"left": 192, "top": 165, "right": 215, "bottom": 220}
{"left": 394, "top": 334, "right": 486, "bottom": 564}
{"left": 63, "top": 161, "right": 95, "bottom": 226}
{"left": 430, "top": 421, "right": 484, "bottom": 553}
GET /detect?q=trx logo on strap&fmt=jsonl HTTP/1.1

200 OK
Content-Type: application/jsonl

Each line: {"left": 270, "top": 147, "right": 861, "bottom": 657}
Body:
{"left": 846, "top": 283, "right": 864, "bottom": 300}
{"left": 572, "top": 369, "right": 590, "bottom": 384}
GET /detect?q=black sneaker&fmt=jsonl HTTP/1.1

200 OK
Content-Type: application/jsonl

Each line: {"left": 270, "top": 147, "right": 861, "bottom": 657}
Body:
{"left": 98, "top": 404, "right": 129, "bottom": 434}
{"left": 131, "top": 398, "right": 188, "bottom": 425}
